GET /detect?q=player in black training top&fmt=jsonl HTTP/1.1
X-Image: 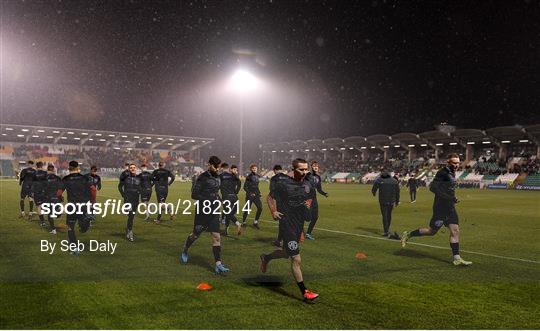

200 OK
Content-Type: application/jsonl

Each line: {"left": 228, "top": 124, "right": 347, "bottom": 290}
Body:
{"left": 61, "top": 161, "right": 92, "bottom": 256}
{"left": 44, "top": 164, "right": 62, "bottom": 234}
{"left": 371, "top": 170, "right": 400, "bottom": 238}
{"left": 406, "top": 175, "right": 418, "bottom": 203}
{"left": 401, "top": 153, "right": 472, "bottom": 266}
{"left": 119, "top": 162, "right": 130, "bottom": 182}
{"left": 31, "top": 161, "right": 48, "bottom": 227}
{"left": 219, "top": 163, "right": 242, "bottom": 236}
{"left": 305, "top": 161, "right": 328, "bottom": 240}
{"left": 181, "top": 156, "right": 231, "bottom": 275}
{"left": 267, "top": 164, "right": 290, "bottom": 247}
{"left": 86, "top": 165, "right": 101, "bottom": 221}
{"left": 118, "top": 163, "right": 141, "bottom": 242}
{"left": 19, "top": 160, "right": 36, "bottom": 219}
{"left": 152, "top": 162, "right": 175, "bottom": 223}
{"left": 138, "top": 164, "right": 154, "bottom": 221}
{"left": 259, "top": 158, "right": 319, "bottom": 301}
{"left": 242, "top": 163, "right": 262, "bottom": 229}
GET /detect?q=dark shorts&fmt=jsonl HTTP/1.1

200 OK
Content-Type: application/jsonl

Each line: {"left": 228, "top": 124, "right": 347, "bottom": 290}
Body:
{"left": 279, "top": 217, "right": 304, "bottom": 257}
{"left": 193, "top": 212, "right": 221, "bottom": 233}
{"left": 20, "top": 185, "right": 32, "bottom": 199}
{"left": 33, "top": 194, "right": 46, "bottom": 205}
{"left": 155, "top": 187, "right": 168, "bottom": 202}
{"left": 222, "top": 196, "right": 238, "bottom": 216}
{"left": 90, "top": 186, "right": 97, "bottom": 204}
{"left": 140, "top": 189, "right": 152, "bottom": 202}
{"left": 66, "top": 212, "right": 90, "bottom": 233}
{"left": 429, "top": 210, "right": 459, "bottom": 230}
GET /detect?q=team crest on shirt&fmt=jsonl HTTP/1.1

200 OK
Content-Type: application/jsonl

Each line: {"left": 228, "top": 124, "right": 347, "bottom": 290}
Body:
{"left": 287, "top": 241, "right": 298, "bottom": 250}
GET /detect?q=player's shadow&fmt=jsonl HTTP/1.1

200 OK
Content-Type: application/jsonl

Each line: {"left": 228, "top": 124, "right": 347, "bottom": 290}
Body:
{"left": 188, "top": 254, "right": 217, "bottom": 272}
{"left": 355, "top": 225, "right": 381, "bottom": 235}
{"left": 241, "top": 276, "right": 302, "bottom": 302}
{"left": 393, "top": 249, "right": 448, "bottom": 263}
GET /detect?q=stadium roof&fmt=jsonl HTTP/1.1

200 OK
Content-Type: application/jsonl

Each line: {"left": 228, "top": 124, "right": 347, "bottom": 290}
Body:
{"left": 261, "top": 124, "right": 540, "bottom": 152}
{"left": 0, "top": 124, "right": 214, "bottom": 152}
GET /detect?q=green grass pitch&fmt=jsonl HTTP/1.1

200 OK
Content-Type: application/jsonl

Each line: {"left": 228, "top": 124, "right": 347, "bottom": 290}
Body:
{"left": 0, "top": 179, "right": 539, "bottom": 329}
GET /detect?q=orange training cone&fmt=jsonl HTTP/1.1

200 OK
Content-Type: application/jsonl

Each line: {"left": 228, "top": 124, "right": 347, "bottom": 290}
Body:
{"left": 197, "top": 282, "right": 212, "bottom": 291}
{"left": 355, "top": 252, "right": 367, "bottom": 259}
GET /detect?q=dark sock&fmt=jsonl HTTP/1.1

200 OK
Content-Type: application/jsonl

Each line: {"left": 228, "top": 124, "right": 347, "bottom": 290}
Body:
{"left": 29, "top": 201, "right": 34, "bottom": 212}
{"left": 19, "top": 200, "right": 24, "bottom": 212}
{"left": 410, "top": 229, "right": 422, "bottom": 237}
{"left": 450, "top": 242, "right": 459, "bottom": 256}
{"left": 307, "top": 218, "right": 317, "bottom": 234}
{"left": 68, "top": 228, "right": 76, "bottom": 245}
{"left": 297, "top": 281, "right": 306, "bottom": 295}
{"left": 127, "top": 213, "right": 134, "bottom": 231}
{"left": 38, "top": 214, "right": 45, "bottom": 224}
{"left": 212, "top": 245, "right": 221, "bottom": 262}
{"left": 48, "top": 215, "right": 55, "bottom": 229}
{"left": 183, "top": 234, "right": 197, "bottom": 251}
{"left": 242, "top": 211, "right": 248, "bottom": 222}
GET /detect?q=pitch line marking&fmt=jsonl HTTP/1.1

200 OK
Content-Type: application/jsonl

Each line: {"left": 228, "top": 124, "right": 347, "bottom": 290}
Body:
{"left": 95, "top": 195, "right": 540, "bottom": 265}
{"left": 259, "top": 220, "right": 540, "bottom": 265}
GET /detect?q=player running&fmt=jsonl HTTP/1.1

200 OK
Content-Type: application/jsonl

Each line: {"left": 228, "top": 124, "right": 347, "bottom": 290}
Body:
{"left": 61, "top": 161, "right": 92, "bottom": 256}
{"left": 180, "top": 156, "right": 230, "bottom": 275}
{"left": 259, "top": 158, "right": 319, "bottom": 301}
{"left": 242, "top": 163, "right": 262, "bottom": 229}
{"left": 19, "top": 160, "right": 36, "bottom": 220}
{"left": 267, "top": 164, "right": 290, "bottom": 247}
{"left": 152, "top": 162, "right": 175, "bottom": 223}
{"left": 44, "top": 164, "right": 63, "bottom": 234}
{"left": 31, "top": 161, "right": 48, "bottom": 227}
{"left": 406, "top": 175, "right": 418, "bottom": 203}
{"left": 401, "top": 153, "right": 472, "bottom": 266}
{"left": 118, "top": 163, "right": 141, "bottom": 242}
{"left": 86, "top": 165, "right": 101, "bottom": 222}
{"left": 138, "top": 164, "right": 154, "bottom": 221}
{"left": 219, "top": 163, "right": 242, "bottom": 236}
{"left": 305, "top": 161, "right": 328, "bottom": 240}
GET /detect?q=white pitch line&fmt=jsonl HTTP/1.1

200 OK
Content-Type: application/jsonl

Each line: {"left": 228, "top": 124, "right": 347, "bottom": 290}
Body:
{"left": 89, "top": 196, "right": 540, "bottom": 265}
{"left": 259, "top": 220, "right": 540, "bottom": 265}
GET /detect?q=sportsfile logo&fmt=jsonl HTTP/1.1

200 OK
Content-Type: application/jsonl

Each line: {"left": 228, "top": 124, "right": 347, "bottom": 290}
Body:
{"left": 39, "top": 198, "right": 252, "bottom": 218}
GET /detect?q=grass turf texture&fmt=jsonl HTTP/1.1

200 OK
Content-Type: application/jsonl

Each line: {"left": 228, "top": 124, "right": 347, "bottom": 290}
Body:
{"left": 0, "top": 179, "right": 539, "bottom": 329}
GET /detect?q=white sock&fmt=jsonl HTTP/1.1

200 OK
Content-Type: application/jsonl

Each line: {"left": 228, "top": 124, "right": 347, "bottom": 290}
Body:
{"left": 453, "top": 254, "right": 461, "bottom": 260}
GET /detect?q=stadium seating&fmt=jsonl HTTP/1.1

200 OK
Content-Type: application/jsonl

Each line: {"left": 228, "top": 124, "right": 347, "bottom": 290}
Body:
{"left": 494, "top": 173, "right": 519, "bottom": 184}
{"left": 0, "top": 159, "right": 15, "bottom": 177}
{"left": 522, "top": 174, "right": 540, "bottom": 186}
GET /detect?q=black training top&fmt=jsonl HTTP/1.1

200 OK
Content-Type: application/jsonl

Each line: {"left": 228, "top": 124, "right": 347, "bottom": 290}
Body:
{"left": 152, "top": 168, "right": 175, "bottom": 188}
{"left": 306, "top": 172, "right": 327, "bottom": 200}
{"left": 19, "top": 167, "right": 36, "bottom": 187}
{"left": 243, "top": 172, "right": 261, "bottom": 196}
{"left": 31, "top": 169, "right": 48, "bottom": 196}
{"left": 407, "top": 177, "right": 418, "bottom": 190}
{"left": 371, "top": 172, "right": 400, "bottom": 204}
{"left": 118, "top": 172, "right": 141, "bottom": 198}
{"left": 62, "top": 173, "right": 92, "bottom": 203}
{"left": 272, "top": 176, "right": 312, "bottom": 222}
{"left": 219, "top": 172, "right": 241, "bottom": 198}
{"left": 430, "top": 166, "right": 457, "bottom": 212}
{"left": 45, "top": 173, "right": 62, "bottom": 200}
{"left": 192, "top": 170, "right": 220, "bottom": 202}
{"left": 269, "top": 172, "right": 290, "bottom": 212}
{"left": 138, "top": 170, "right": 154, "bottom": 190}
{"left": 86, "top": 173, "right": 102, "bottom": 190}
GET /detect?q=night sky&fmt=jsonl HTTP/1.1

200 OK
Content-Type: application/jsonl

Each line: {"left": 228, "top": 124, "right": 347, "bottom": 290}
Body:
{"left": 2, "top": 0, "right": 540, "bottom": 158}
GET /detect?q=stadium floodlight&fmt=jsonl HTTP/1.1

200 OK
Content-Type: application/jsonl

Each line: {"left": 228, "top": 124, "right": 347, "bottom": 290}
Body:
{"left": 53, "top": 130, "right": 60, "bottom": 133}
{"left": 394, "top": 145, "right": 400, "bottom": 148}
{"left": 305, "top": 149, "right": 311, "bottom": 152}
{"left": 134, "top": 135, "right": 140, "bottom": 138}
{"left": 360, "top": 146, "right": 367, "bottom": 149}
{"left": 340, "top": 147, "right": 346, "bottom": 150}
{"left": 370, "top": 146, "right": 376, "bottom": 149}
{"left": 383, "top": 145, "right": 389, "bottom": 149}
{"left": 82, "top": 132, "right": 88, "bottom": 135}
{"left": 519, "top": 139, "right": 529, "bottom": 143}
{"left": 60, "top": 137, "right": 67, "bottom": 140}
{"left": 5, "top": 127, "right": 13, "bottom": 130}
{"left": 1, "top": 133, "right": 6, "bottom": 136}
{"left": 67, "top": 131, "right": 74, "bottom": 134}
{"left": 482, "top": 141, "right": 491, "bottom": 144}
{"left": 271, "top": 150, "right": 276, "bottom": 153}
{"left": 121, "top": 135, "right": 128, "bottom": 138}
{"left": 74, "top": 137, "right": 81, "bottom": 140}
{"left": 449, "top": 142, "right": 458, "bottom": 146}
{"left": 109, "top": 134, "right": 115, "bottom": 137}
{"left": 21, "top": 129, "right": 29, "bottom": 132}
{"left": 408, "top": 144, "right": 415, "bottom": 147}
{"left": 32, "top": 135, "right": 39, "bottom": 138}
{"left": 16, "top": 134, "right": 24, "bottom": 137}
{"left": 88, "top": 138, "right": 94, "bottom": 141}
{"left": 229, "top": 69, "right": 260, "bottom": 174}
{"left": 420, "top": 143, "right": 427, "bottom": 147}
{"left": 330, "top": 148, "right": 334, "bottom": 151}
{"left": 467, "top": 141, "right": 475, "bottom": 145}
{"left": 37, "top": 129, "right": 45, "bottom": 133}
{"left": 501, "top": 140, "right": 511, "bottom": 143}
{"left": 95, "top": 133, "right": 102, "bottom": 136}
{"left": 435, "top": 143, "right": 444, "bottom": 146}
{"left": 46, "top": 136, "right": 53, "bottom": 138}
{"left": 99, "top": 139, "right": 106, "bottom": 142}
{"left": 322, "top": 148, "right": 327, "bottom": 151}
{"left": 349, "top": 147, "right": 354, "bottom": 150}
